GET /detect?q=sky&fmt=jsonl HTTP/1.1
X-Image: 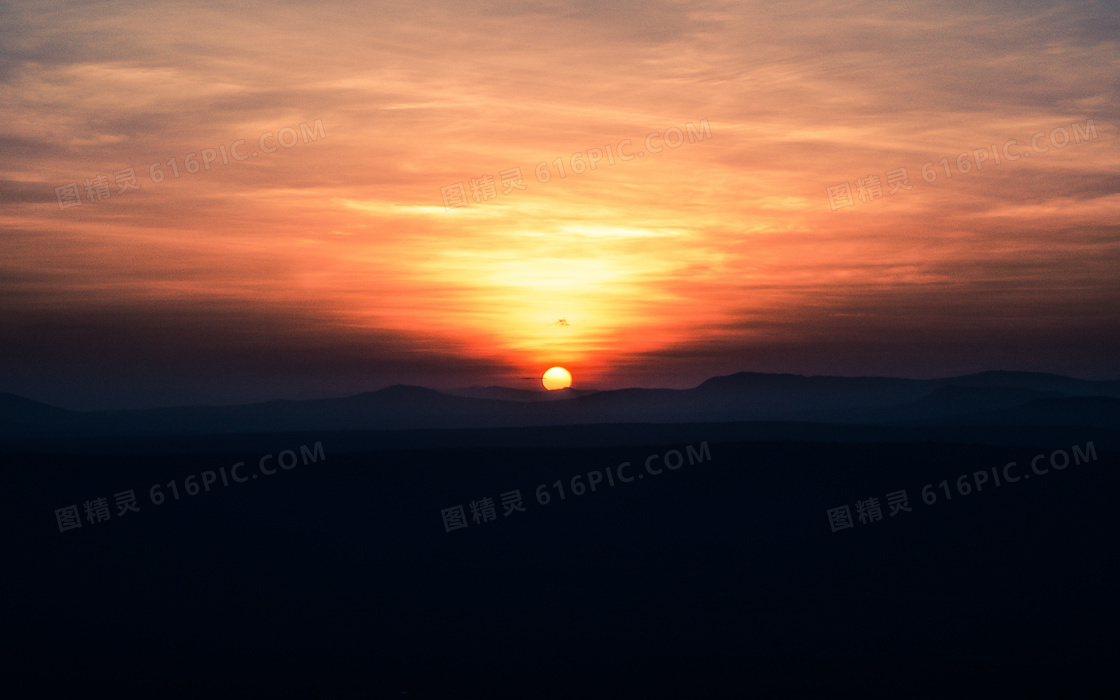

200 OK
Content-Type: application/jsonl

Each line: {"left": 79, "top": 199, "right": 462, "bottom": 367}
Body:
{"left": 1, "top": 0, "right": 1117, "bottom": 409}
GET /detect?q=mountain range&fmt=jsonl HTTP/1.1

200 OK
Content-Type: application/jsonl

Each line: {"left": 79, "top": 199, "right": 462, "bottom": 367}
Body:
{"left": 2, "top": 370, "right": 1118, "bottom": 439}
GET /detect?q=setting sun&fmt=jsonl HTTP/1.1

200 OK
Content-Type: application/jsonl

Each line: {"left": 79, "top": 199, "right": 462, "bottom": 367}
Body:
{"left": 542, "top": 366, "right": 572, "bottom": 391}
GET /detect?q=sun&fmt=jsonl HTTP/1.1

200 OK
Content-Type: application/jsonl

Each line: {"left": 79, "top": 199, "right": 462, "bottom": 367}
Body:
{"left": 542, "top": 366, "right": 572, "bottom": 390}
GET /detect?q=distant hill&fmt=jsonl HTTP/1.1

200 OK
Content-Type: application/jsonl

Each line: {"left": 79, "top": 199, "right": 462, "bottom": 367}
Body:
{"left": 1, "top": 371, "right": 1117, "bottom": 439}
{"left": 0, "top": 392, "right": 78, "bottom": 432}
{"left": 443, "top": 386, "right": 597, "bottom": 402}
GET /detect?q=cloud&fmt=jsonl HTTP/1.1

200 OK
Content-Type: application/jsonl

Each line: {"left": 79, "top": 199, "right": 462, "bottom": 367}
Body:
{"left": 1, "top": 0, "right": 1117, "bottom": 405}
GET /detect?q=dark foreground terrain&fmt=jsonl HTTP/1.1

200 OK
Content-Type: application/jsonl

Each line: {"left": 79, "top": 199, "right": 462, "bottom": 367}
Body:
{"left": 5, "top": 424, "right": 1118, "bottom": 698}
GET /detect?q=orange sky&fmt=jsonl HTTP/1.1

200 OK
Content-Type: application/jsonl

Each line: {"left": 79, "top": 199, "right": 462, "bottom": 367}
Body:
{"left": 1, "top": 0, "right": 1117, "bottom": 408}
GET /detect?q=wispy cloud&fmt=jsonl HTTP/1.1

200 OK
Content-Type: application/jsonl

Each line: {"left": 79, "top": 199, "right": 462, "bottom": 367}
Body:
{"left": 1, "top": 0, "right": 1117, "bottom": 405}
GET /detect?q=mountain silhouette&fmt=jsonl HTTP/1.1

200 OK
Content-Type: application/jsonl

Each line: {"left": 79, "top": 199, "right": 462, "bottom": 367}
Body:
{"left": 1, "top": 371, "right": 1117, "bottom": 439}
